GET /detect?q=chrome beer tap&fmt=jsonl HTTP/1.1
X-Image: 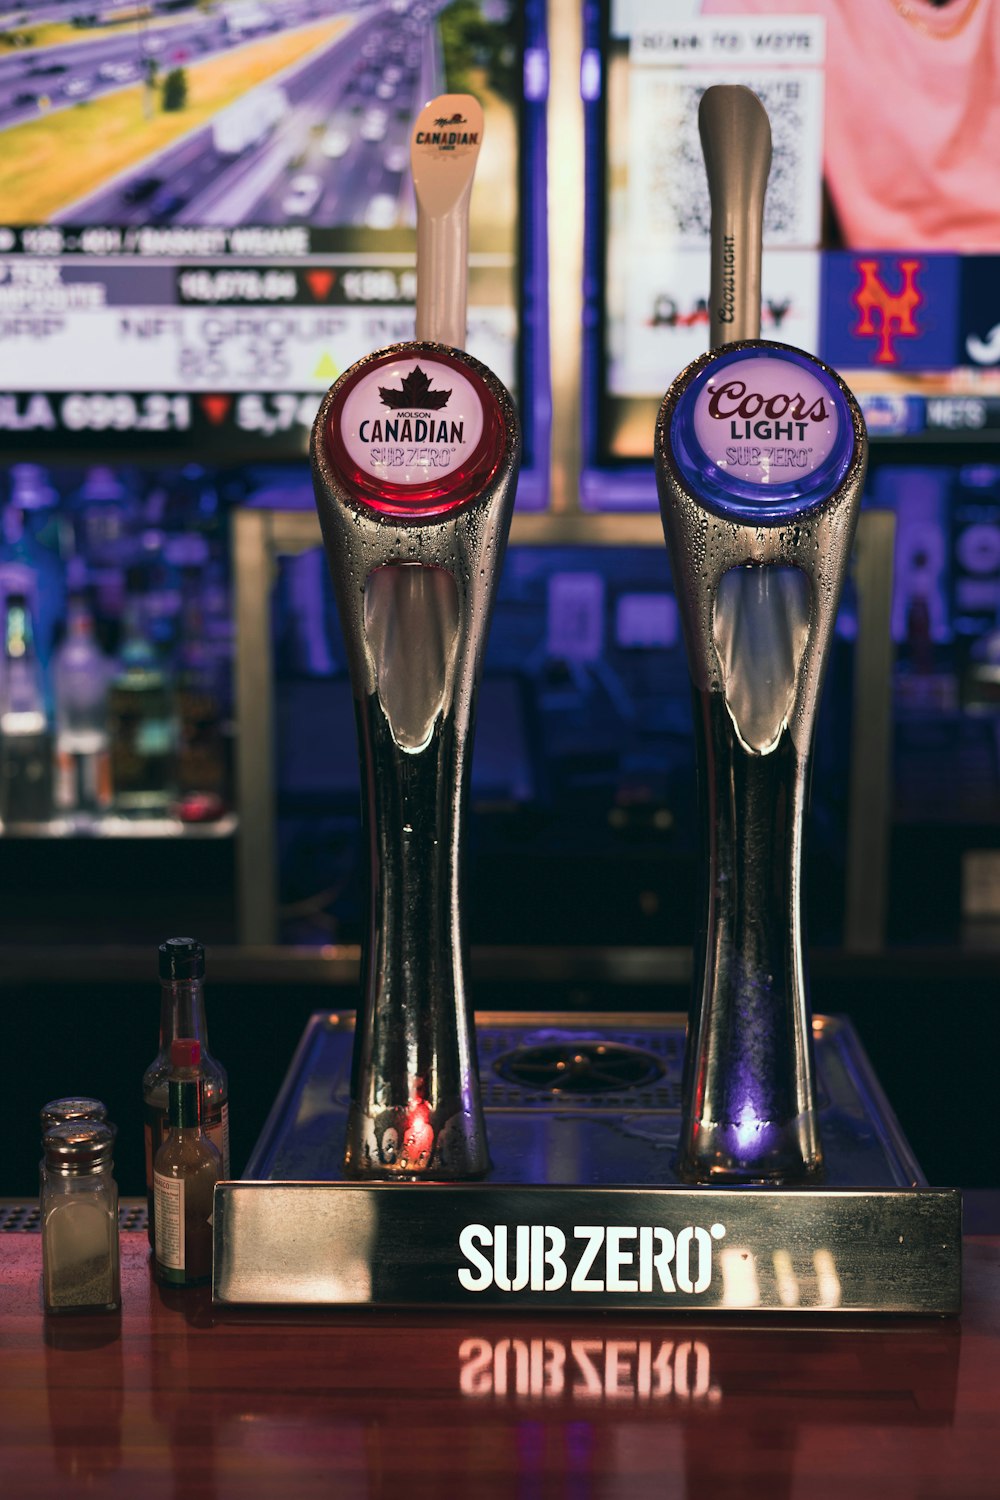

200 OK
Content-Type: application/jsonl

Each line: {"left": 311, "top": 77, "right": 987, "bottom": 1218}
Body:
{"left": 656, "top": 87, "right": 868, "bottom": 1181}
{"left": 310, "top": 95, "right": 520, "bottom": 1179}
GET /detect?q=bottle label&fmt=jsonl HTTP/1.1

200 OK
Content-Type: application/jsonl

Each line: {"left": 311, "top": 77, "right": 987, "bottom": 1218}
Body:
{"left": 154, "top": 1172, "right": 184, "bottom": 1271}
{"left": 145, "top": 1099, "right": 228, "bottom": 1189}
{"left": 413, "top": 109, "right": 481, "bottom": 165}
{"left": 55, "top": 748, "right": 112, "bottom": 812}
{"left": 54, "top": 751, "right": 74, "bottom": 811}
{"left": 208, "top": 1102, "right": 230, "bottom": 1177}
{"left": 144, "top": 1101, "right": 167, "bottom": 1189}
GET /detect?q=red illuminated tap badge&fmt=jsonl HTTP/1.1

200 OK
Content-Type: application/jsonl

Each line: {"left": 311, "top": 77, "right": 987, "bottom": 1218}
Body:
{"left": 324, "top": 347, "right": 505, "bottom": 519}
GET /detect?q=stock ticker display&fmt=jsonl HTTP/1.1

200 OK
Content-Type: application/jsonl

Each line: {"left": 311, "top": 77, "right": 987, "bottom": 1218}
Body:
{"left": 0, "top": 0, "right": 525, "bottom": 457}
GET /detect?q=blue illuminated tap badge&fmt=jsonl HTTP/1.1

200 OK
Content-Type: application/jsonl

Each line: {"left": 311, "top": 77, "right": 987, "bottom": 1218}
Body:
{"left": 668, "top": 344, "right": 856, "bottom": 523}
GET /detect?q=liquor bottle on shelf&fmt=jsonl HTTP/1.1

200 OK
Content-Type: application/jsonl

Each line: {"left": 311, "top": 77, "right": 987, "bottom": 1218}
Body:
{"left": 0, "top": 464, "right": 65, "bottom": 670}
{"left": 174, "top": 565, "right": 227, "bottom": 822}
{"left": 70, "top": 466, "right": 133, "bottom": 626}
{"left": 0, "top": 592, "right": 53, "bottom": 826}
{"left": 53, "top": 583, "right": 112, "bottom": 819}
{"left": 143, "top": 937, "right": 228, "bottom": 1247}
{"left": 152, "top": 1037, "right": 223, "bottom": 1287}
{"left": 138, "top": 526, "right": 182, "bottom": 654}
{"left": 201, "top": 560, "right": 234, "bottom": 731}
{"left": 108, "top": 571, "right": 175, "bottom": 818}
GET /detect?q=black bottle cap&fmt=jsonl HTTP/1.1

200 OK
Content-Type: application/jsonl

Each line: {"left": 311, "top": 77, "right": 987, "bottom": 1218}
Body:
{"left": 158, "top": 937, "right": 205, "bottom": 982}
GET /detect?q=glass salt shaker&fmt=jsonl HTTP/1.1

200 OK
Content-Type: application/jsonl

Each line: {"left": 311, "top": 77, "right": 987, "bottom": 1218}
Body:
{"left": 41, "top": 1122, "right": 121, "bottom": 1315}
{"left": 40, "top": 1097, "right": 109, "bottom": 1133}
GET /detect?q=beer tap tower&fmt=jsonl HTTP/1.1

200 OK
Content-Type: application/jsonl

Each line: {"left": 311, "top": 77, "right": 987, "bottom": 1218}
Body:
{"left": 214, "top": 91, "right": 960, "bottom": 1314}
{"left": 660, "top": 86, "right": 855, "bottom": 1186}
{"left": 308, "top": 92, "right": 517, "bottom": 1183}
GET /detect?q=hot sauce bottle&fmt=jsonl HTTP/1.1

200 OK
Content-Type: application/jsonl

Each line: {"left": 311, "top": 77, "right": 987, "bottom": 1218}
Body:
{"left": 152, "top": 1037, "right": 222, "bottom": 1287}
{"left": 143, "top": 937, "right": 228, "bottom": 1245}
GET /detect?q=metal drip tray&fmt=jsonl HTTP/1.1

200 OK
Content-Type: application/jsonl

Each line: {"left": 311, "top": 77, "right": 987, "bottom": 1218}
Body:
{"left": 219, "top": 1012, "right": 960, "bottom": 1314}
{"left": 245, "top": 1011, "right": 911, "bottom": 1188}
{"left": 489, "top": 1033, "right": 668, "bottom": 1103}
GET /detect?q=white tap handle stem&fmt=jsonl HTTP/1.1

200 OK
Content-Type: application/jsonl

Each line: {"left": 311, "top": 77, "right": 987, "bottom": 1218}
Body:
{"left": 411, "top": 93, "right": 484, "bottom": 348}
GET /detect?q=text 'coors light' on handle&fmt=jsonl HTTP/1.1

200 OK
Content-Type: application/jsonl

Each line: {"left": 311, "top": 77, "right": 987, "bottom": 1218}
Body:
{"left": 699, "top": 84, "right": 771, "bottom": 349}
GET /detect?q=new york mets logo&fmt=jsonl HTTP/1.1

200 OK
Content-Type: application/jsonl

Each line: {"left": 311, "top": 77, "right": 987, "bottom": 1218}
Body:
{"left": 853, "top": 259, "right": 922, "bottom": 364}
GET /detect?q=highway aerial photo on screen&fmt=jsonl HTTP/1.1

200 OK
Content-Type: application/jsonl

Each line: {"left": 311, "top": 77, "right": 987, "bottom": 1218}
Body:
{"left": 0, "top": 0, "right": 516, "bottom": 231}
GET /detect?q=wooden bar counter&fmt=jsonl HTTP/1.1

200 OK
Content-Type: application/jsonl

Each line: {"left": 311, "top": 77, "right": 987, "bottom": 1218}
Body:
{"left": 2, "top": 1225, "right": 998, "bottom": 1498}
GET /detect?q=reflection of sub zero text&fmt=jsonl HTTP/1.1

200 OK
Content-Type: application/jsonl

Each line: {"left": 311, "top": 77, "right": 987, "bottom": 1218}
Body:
{"left": 459, "top": 1336, "right": 721, "bottom": 1404}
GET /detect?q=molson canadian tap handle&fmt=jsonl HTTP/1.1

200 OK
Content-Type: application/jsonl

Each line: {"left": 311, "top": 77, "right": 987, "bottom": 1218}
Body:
{"left": 310, "top": 96, "right": 520, "bottom": 1180}
{"left": 656, "top": 87, "right": 868, "bottom": 1183}
{"left": 412, "top": 93, "right": 484, "bottom": 348}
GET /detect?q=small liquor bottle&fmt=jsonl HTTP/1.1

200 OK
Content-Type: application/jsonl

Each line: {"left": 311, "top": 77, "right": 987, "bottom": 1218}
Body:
{"left": 174, "top": 572, "right": 227, "bottom": 822}
{"left": 0, "top": 591, "right": 53, "bottom": 825}
{"left": 108, "top": 576, "right": 175, "bottom": 818}
{"left": 0, "top": 463, "right": 64, "bottom": 668}
{"left": 143, "top": 937, "right": 228, "bottom": 1246}
{"left": 152, "top": 1037, "right": 222, "bottom": 1287}
{"left": 53, "top": 589, "right": 112, "bottom": 819}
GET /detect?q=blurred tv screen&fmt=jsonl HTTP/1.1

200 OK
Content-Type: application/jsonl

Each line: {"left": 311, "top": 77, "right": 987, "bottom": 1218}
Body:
{"left": 584, "top": 0, "right": 1000, "bottom": 506}
{"left": 0, "top": 0, "right": 546, "bottom": 494}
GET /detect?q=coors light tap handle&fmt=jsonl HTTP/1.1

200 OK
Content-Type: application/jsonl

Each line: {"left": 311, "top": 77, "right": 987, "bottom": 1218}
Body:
{"left": 699, "top": 84, "right": 771, "bottom": 349}
{"left": 310, "top": 95, "right": 520, "bottom": 1180}
{"left": 656, "top": 87, "right": 868, "bottom": 1182}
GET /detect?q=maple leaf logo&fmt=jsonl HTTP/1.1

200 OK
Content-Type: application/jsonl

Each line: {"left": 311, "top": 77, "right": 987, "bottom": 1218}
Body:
{"left": 379, "top": 366, "right": 451, "bottom": 410}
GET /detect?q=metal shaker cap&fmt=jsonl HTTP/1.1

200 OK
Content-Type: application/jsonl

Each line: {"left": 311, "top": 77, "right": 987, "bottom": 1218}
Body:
{"left": 159, "top": 936, "right": 205, "bottom": 981}
{"left": 43, "top": 1121, "right": 115, "bottom": 1175}
{"left": 40, "top": 1097, "right": 108, "bottom": 1130}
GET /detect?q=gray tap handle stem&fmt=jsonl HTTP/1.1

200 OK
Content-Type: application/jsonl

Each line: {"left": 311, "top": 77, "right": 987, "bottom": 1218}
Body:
{"left": 699, "top": 85, "right": 771, "bottom": 348}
